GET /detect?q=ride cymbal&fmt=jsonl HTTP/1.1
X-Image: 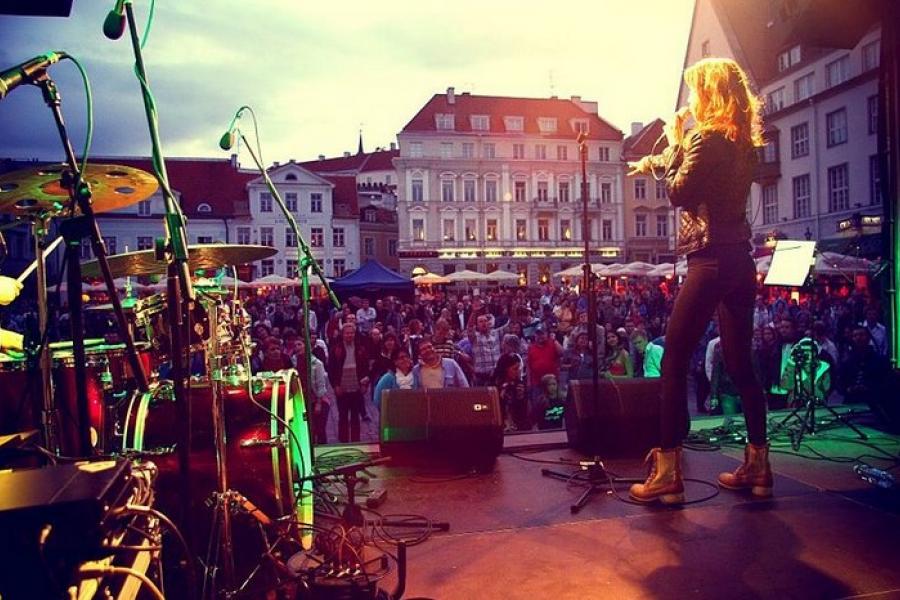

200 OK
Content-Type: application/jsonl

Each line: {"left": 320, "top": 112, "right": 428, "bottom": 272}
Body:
{"left": 80, "top": 244, "right": 278, "bottom": 278}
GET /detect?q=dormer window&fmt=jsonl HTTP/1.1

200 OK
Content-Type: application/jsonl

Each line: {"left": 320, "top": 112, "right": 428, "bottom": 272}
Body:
{"left": 777, "top": 44, "right": 801, "bottom": 72}
{"left": 538, "top": 117, "right": 557, "bottom": 133}
{"left": 435, "top": 113, "right": 455, "bottom": 130}
{"left": 285, "top": 173, "right": 298, "bottom": 181}
{"left": 364, "top": 210, "right": 376, "bottom": 223}
{"left": 572, "top": 119, "right": 589, "bottom": 135}
{"left": 504, "top": 116, "right": 524, "bottom": 132}
{"left": 197, "top": 203, "right": 212, "bottom": 213}
{"left": 471, "top": 115, "right": 490, "bottom": 131}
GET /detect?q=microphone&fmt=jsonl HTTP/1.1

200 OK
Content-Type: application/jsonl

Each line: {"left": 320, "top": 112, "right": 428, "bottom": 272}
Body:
{"left": 103, "top": 0, "right": 127, "bottom": 40}
{"left": 218, "top": 109, "right": 244, "bottom": 150}
{"left": 0, "top": 51, "right": 67, "bottom": 100}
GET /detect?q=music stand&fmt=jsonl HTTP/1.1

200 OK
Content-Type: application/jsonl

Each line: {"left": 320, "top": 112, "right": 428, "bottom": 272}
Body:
{"left": 764, "top": 240, "right": 817, "bottom": 287}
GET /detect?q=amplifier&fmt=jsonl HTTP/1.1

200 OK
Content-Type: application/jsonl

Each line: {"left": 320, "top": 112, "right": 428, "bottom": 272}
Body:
{"left": 0, "top": 460, "right": 133, "bottom": 599}
{"left": 380, "top": 387, "right": 503, "bottom": 471}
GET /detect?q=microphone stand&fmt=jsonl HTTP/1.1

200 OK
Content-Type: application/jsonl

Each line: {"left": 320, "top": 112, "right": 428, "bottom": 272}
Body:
{"left": 578, "top": 132, "right": 600, "bottom": 401}
{"left": 120, "top": 1, "right": 196, "bottom": 559}
{"left": 235, "top": 128, "right": 341, "bottom": 468}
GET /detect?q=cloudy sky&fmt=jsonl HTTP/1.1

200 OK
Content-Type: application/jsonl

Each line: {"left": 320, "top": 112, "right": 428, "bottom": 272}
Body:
{"left": 0, "top": 0, "right": 694, "bottom": 165}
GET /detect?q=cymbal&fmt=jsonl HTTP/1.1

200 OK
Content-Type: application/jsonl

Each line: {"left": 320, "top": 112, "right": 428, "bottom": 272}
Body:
{"left": 80, "top": 244, "right": 278, "bottom": 278}
{"left": 0, "top": 163, "right": 158, "bottom": 216}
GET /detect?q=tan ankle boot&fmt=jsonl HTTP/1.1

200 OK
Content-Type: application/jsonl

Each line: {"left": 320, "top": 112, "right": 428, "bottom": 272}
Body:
{"left": 629, "top": 447, "right": 685, "bottom": 505}
{"left": 718, "top": 443, "right": 773, "bottom": 497}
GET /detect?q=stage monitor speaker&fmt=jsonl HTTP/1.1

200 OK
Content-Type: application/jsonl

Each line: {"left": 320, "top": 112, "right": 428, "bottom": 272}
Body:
{"left": 380, "top": 387, "right": 503, "bottom": 471}
{"left": 565, "top": 379, "right": 662, "bottom": 457}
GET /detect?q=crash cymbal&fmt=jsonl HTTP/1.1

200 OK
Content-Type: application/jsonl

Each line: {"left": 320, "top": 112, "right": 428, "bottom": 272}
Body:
{"left": 0, "top": 163, "right": 158, "bottom": 216}
{"left": 80, "top": 244, "right": 278, "bottom": 278}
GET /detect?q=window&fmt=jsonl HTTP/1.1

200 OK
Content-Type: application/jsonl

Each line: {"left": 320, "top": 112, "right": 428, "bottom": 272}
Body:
{"left": 868, "top": 95, "right": 878, "bottom": 135}
{"left": 471, "top": 115, "right": 490, "bottom": 130}
{"left": 411, "top": 179, "right": 424, "bottom": 202}
{"left": 535, "top": 144, "right": 547, "bottom": 160}
{"left": 440, "top": 143, "right": 453, "bottom": 159}
{"left": 260, "top": 192, "right": 273, "bottom": 213}
{"left": 388, "top": 239, "right": 397, "bottom": 256}
{"left": 656, "top": 214, "right": 668, "bottom": 237}
{"left": 862, "top": 40, "right": 880, "bottom": 71}
{"left": 513, "top": 144, "right": 525, "bottom": 159}
{"left": 259, "top": 227, "right": 274, "bottom": 247}
{"left": 655, "top": 180, "right": 667, "bottom": 200}
{"left": 825, "top": 55, "right": 851, "bottom": 88}
{"left": 560, "top": 219, "right": 572, "bottom": 241}
{"left": 137, "top": 199, "right": 151, "bottom": 216}
{"left": 485, "top": 179, "right": 498, "bottom": 202}
{"left": 762, "top": 184, "right": 778, "bottom": 225}
{"left": 515, "top": 219, "right": 527, "bottom": 241}
{"left": 441, "top": 179, "right": 455, "bottom": 202}
{"left": 600, "top": 181, "right": 612, "bottom": 204}
{"left": 386, "top": 174, "right": 391, "bottom": 185}
{"left": 285, "top": 174, "right": 297, "bottom": 181}
{"left": 766, "top": 87, "right": 785, "bottom": 113}
{"left": 137, "top": 236, "right": 153, "bottom": 250}
{"left": 573, "top": 120, "right": 589, "bottom": 135}
{"left": 483, "top": 143, "right": 495, "bottom": 159}
{"left": 778, "top": 45, "right": 801, "bottom": 72}
{"left": 364, "top": 237, "right": 375, "bottom": 256}
{"left": 514, "top": 181, "right": 526, "bottom": 202}
{"left": 333, "top": 259, "right": 346, "bottom": 277}
{"left": 557, "top": 145, "right": 568, "bottom": 161}
{"left": 310, "top": 193, "right": 323, "bottom": 212}
{"left": 286, "top": 228, "right": 297, "bottom": 247}
{"left": 443, "top": 219, "right": 455, "bottom": 241}
{"left": 412, "top": 219, "right": 425, "bottom": 242}
{"left": 794, "top": 73, "right": 814, "bottom": 102}
{"left": 196, "top": 203, "right": 212, "bottom": 214}
{"left": 237, "top": 227, "right": 251, "bottom": 245}
{"left": 462, "top": 143, "right": 474, "bottom": 159}
{"left": 601, "top": 219, "right": 612, "bottom": 242}
{"left": 504, "top": 116, "right": 524, "bottom": 131}
{"left": 486, "top": 219, "right": 498, "bottom": 241}
{"left": 409, "top": 142, "right": 423, "bottom": 158}
{"left": 598, "top": 147, "right": 610, "bottom": 162}
{"left": 827, "top": 163, "right": 849, "bottom": 212}
{"left": 197, "top": 236, "right": 213, "bottom": 244}
{"left": 537, "top": 181, "right": 549, "bottom": 202}
{"left": 870, "top": 155, "right": 882, "bottom": 205}
{"left": 793, "top": 174, "right": 811, "bottom": 219}
{"left": 260, "top": 259, "right": 274, "bottom": 277}
{"left": 285, "top": 192, "right": 298, "bottom": 212}
{"left": 465, "top": 218, "right": 477, "bottom": 241}
{"left": 826, "top": 108, "right": 847, "bottom": 147}
{"left": 634, "top": 179, "right": 647, "bottom": 200}
{"left": 537, "top": 218, "right": 550, "bottom": 241}
{"left": 464, "top": 179, "right": 476, "bottom": 202}
{"left": 701, "top": 40, "right": 710, "bottom": 58}
{"left": 790, "top": 122, "right": 809, "bottom": 158}
{"left": 559, "top": 181, "right": 570, "bottom": 203}
{"left": 762, "top": 137, "right": 779, "bottom": 163}
{"left": 538, "top": 117, "right": 557, "bottom": 132}
{"left": 635, "top": 214, "right": 647, "bottom": 237}
{"left": 364, "top": 209, "right": 376, "bottom": 223}
{"left": 310, "top": 227, "right": 324, "bottom": 247}
{"left": 435, "top": 113, "right": 454, "bottom": 130}
{"left": 286, "top": 259, "right": 298, "bottom": 279}
{"left": 333, "top": 227, "right": 345, "bottom": 247}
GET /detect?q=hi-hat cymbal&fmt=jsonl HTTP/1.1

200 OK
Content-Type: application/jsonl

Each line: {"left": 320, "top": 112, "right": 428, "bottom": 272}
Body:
{"left": 80, "top": 244, "right": 278, "bottom": 278}
{"left": 0, "top": 163, "right": 158, "bottom": 216}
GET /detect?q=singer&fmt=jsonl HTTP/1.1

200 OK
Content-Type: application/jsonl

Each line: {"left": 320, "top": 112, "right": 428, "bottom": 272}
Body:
{"left": 626, "top": 58, "right": 771, "bottom": 504}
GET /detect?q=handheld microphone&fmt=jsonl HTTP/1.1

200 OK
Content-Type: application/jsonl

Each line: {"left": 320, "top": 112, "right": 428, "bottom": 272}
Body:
{"left": 219, "top": 108, "right": 245, "bottom": 150}
{"left": 0, "top": 51, "right": 68, "bottom": 100}
{"left": 103, "top": 0, "right": 127, "bottom": 40}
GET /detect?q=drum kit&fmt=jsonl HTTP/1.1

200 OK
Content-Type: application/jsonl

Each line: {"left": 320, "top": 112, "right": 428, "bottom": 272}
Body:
{"left": 0, "top": 163, "right": 315, "bottom": 594}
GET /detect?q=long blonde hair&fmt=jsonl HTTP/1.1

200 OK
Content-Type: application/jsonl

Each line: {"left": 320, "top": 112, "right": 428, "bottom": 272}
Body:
{"left": 684, "top": 58, "right": 763, "bottom": 148}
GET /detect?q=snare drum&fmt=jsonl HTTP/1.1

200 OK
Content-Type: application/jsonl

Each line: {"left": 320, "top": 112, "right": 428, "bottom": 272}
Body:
{"left": 0, "top": 352, "right": 39, "bottom": 436}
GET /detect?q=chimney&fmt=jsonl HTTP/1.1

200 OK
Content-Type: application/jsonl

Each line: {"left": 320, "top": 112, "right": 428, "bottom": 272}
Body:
{"left": 389, "top": 142, "right": 396, "bottom": 151}
{"left": 343, "top": 151, "right": 351, "bottom": 158}
{"left": 318, "top": 154, "right": 325, "bottom": 160}
{"left": 230, "top": 153, "right": 239, "bottom": 168}
{"left": 273, "top": 161, "right": 280, "bottom": 167}
{"left": 447, "top": 86, "right": 455, "bottom": 104}
{"left": 570, "top": 95, "right": 581, "bottom": 102}
{"left": 631, "top": 122, "right": 644, "bottom": 136}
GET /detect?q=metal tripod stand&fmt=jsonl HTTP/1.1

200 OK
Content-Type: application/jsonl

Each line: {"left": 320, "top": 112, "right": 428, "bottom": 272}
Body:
{"left": 542, "top": 457, "right": 643, "bottom": 514}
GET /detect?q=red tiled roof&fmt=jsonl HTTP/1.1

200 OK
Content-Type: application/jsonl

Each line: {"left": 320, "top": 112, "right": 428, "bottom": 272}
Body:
{"left": 400, "top": 93, "right": 623, "bottom": 140}
{"left": 324, "top": 175, "right": 359, "bottom": 218}
{"left": 360, "top": 148, "right": 400, "bottom": 172}
{"left": 300, "top": 148, "right": 399, "bottom": 175}
{"left": 93, "top": 156, "right": 254, "bottom": 217}
{"left": 623, "top": 119, "right": 667, "bottom": 158}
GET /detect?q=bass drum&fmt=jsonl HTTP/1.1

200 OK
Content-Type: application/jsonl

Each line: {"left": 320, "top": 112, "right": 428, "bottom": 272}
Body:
{"left": 123, "top": 370, "right": 313, "bottom": 546}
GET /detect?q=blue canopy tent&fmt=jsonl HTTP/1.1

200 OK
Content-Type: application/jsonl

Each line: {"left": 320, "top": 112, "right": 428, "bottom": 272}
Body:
{"left": 330, "top": 260, "right": 415, "bottom": 302}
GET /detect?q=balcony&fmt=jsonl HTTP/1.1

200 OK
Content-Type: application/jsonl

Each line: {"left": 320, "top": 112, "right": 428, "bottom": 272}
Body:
{"left": 754, "top": 160, "right": 781, "bottom": 183}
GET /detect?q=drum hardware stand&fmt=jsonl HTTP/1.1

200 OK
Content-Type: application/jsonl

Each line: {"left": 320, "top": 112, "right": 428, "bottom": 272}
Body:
{"left": 27, "top": 71, "right": 149, "bottom": 457}
{"left": 541, "top": 457, "right": 644, "bottom": 514}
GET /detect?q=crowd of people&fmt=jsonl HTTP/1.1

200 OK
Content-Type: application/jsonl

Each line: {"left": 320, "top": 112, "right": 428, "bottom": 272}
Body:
{"left": 242, "top": 278, "right": 892, "bottom": 444}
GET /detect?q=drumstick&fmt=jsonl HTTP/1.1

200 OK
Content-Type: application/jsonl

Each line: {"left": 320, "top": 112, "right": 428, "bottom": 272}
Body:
{"left": 17, "top": 236, "right": 64, "bottom": 283}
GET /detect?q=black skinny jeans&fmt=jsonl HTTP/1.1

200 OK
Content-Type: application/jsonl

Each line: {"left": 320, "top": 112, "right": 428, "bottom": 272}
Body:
{"left": 660, "top": 245, "right": 768, "bottom": 448}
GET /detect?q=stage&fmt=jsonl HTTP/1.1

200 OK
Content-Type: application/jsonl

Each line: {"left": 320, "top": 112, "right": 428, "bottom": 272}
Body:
{"left": 333, "top": 414, "right": 900, "bottom": 600}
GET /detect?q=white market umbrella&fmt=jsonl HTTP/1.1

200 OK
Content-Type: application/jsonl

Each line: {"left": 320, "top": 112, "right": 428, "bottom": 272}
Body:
{"left": 249, "top": 274, "right": 301, "bottom": 288}
{"left": 618, "top": 261, "right": 658, "bottom": 277}
{"left": 413, "top": 272, "right": 451, "bottom": 285}
{"left": 814, "top": 252, "right": 874, "bottom": 276}
{"left": 445, "top": 269, "right": 489, "bottom": 283}
{"left": 484, "top": 269, "right": 520, "bottom": 282}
